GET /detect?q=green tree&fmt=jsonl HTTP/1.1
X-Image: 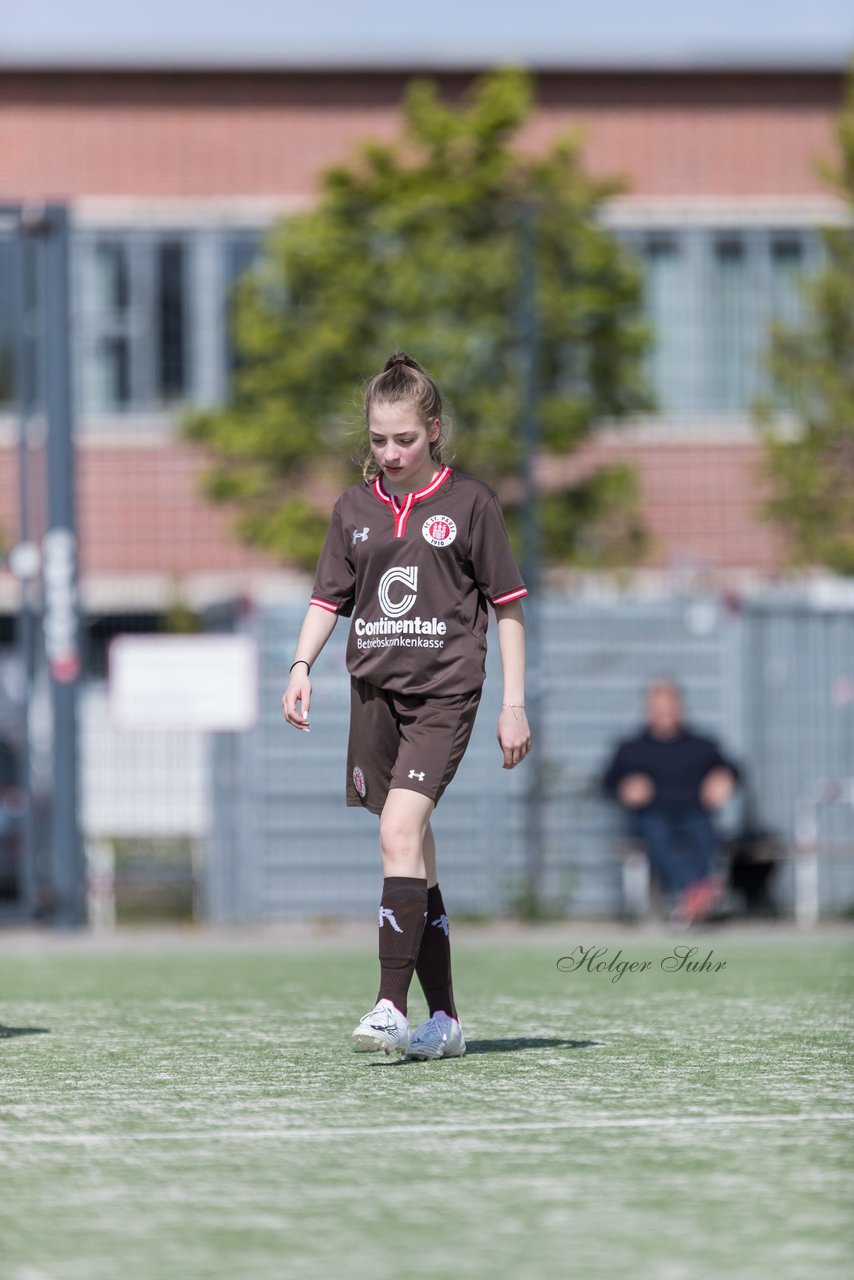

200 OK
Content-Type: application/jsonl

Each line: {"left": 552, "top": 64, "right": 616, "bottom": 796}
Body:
{"left": 759, "top": 70, "right": 854, "bottom": 574}
{"left": 186, "top": 69, "right": 651, "bottom": 569}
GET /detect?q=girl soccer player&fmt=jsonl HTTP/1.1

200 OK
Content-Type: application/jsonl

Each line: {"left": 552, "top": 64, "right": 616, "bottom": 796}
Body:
{"left": 282, "top": 353, "right": 531, "bottom": 1059}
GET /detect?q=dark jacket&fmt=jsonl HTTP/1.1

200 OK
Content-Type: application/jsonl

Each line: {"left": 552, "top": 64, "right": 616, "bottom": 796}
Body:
{"left": 602, "top": 728, "right": 739, "bottom": 816}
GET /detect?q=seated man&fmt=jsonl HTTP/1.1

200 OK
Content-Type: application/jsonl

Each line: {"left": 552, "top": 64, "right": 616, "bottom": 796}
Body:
{"left": 602, "top": 680, "right": 740, "bottom": 924}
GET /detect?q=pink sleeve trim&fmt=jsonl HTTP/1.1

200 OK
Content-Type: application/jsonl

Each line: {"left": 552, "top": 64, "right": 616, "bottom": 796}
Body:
{"left": 309, "top": 597, "right": 340, "bottom": 614}
{"left": 490, "top": 587, "right": 528, "bottom": 606}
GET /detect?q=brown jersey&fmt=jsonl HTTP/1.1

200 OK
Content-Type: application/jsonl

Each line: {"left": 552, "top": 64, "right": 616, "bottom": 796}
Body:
{"left": 311, "top": 467, "right": 526, "bottom": 696}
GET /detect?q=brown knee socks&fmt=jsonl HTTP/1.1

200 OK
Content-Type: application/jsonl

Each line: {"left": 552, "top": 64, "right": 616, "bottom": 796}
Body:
{"left": 415, "top": 883, "right": 458, "bottom": 1019}
{"left": 376, "top": 876, "right": 428, "bottom": 1017}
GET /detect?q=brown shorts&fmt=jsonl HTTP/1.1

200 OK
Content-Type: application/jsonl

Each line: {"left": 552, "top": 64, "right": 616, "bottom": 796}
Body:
{"left": 346, "top": 677, "right": 482, "bottom": 816}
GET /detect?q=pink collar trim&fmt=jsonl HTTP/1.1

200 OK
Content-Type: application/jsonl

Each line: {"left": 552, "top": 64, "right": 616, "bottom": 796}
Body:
{"left": 373, "top": 466, "right": 452, "bottom": 512}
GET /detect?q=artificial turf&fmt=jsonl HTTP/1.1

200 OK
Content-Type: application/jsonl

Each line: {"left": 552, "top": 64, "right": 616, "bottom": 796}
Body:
{"left": 1, "top": 926, "right": 852, "bottom": 1280}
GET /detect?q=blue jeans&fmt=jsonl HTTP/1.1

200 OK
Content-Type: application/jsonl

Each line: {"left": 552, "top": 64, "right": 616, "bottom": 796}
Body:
{"left": 631, "top": 809, "right": 718, "bottom": 895}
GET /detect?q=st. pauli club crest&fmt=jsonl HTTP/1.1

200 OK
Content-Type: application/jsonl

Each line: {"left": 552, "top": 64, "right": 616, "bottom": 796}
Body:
{"left": 422, "top": 515, "right": 457, "bottom": 548}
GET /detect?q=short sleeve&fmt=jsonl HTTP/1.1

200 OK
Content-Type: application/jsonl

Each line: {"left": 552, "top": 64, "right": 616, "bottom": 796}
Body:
{"left": 310, "top": 499, "right": 356, "bottom": 617}
{"left": 469, "top": 495, "right": 527, "bottom": 607}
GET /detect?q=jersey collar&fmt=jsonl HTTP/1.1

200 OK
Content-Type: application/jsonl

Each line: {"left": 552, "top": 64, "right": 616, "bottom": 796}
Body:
{"left": 373, "top": 465, "right": 452, "bottom": 511}
{"left": 373, "top": 466, "right": 452, "bottom": 538}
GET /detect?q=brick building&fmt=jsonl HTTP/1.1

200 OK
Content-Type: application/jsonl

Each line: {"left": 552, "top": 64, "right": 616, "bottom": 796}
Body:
{"left": 1, "top": 15, "right": 852, "bottom": 630}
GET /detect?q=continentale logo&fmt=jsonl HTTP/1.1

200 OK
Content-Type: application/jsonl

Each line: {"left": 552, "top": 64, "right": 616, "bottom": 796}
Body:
{"left": 353, "top": 565, "right": 447, "bottom": 646}
{"left": 378, "top": 566, "right": 418, "bottom": 617}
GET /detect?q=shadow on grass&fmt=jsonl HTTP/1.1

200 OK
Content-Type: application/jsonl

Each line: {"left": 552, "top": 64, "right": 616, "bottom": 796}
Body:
{"left": 0, "top": 1025, "right": 50, "bottom": 1039}
{"left": 466, "top": 1037, "right": 599, "bottom": 1054}
{"left": 369, "top": 1036, "right": 599, "bottom": 1065}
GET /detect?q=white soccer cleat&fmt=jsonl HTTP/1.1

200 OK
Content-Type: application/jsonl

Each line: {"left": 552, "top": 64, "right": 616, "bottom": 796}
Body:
{"left": 352, "top": 998, "right": 411, "bottom": 1054}
{"left": 406, "top": 1012, "right": 466, "bottom": 1061}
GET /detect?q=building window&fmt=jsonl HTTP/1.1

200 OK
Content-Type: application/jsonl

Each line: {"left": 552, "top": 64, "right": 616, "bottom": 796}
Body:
{"left": 638, "top": 233, "right": 696, "bottom": 415}
{"left": 224, "top": 231, "right": 265, "bottom": 378}
{"left": 93, "top": 241, "right": 133, "bottom": 408}
{"left": 769, "top": 236, "right": 806, "bottom": 324}
{"left": 68, "top": 222, "right": 818, "bottom": 424}
{"left": 157, "top": 240, "right": 187, "bottom": 402}
{"left": 0, "top": 232, "right": 45, "bottom": 413}
{"left": 709, "top": 235, "right": 752, "bottom": 412}
{"left": 77, "top": 232, "right": 192, "bottom": 414}
{"left": 618, "top": 226, "right": 819, "bottom": 418}
{"left": 75, "top": 228, "right": 265, "bottom": 417}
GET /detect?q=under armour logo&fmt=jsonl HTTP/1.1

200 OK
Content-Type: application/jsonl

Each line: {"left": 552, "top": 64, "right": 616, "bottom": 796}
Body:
{"left": 379, "top": 906, "right": 403, "bottom": 933}
{"left": 432, "top": 914, "right": 450, "bottom": 936}
{"left": 408, "top": 769, "right": 426, "bottom": 782}
{"left": 352, "top": 526, "right": 370, "bottom": 544}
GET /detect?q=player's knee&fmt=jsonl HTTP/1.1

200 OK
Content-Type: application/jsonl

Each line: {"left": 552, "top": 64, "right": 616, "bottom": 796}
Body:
{"left": 379, "top": 812, "right": 421, "bottom": 865}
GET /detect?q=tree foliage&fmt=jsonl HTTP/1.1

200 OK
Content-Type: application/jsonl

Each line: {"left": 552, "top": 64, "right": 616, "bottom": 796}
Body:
{"left": 186, "top": 70, "right": 652, "bottom": 569}
{"left": 760, "top": 69, "right": 854, "bottom": 574}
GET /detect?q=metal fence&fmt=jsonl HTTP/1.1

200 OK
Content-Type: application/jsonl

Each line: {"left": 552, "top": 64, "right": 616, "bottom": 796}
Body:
{"left": 195, "top": 592, "right": 854, "bottom": 923}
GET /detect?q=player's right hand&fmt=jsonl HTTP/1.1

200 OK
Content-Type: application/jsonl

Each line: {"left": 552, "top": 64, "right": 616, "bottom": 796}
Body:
{"left": 282, "top": 674, "right": 312, "bottom": 731}
{"left": 618, "top": 773, "right": 654, "bottom": 808}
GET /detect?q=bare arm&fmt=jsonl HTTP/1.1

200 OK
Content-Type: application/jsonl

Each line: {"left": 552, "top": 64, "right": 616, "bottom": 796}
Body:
{"left": 281, "top": 604, "right": 339, "bottom": 731}
{"left": 494, "top": 600, "right": 532, "bottom": 769}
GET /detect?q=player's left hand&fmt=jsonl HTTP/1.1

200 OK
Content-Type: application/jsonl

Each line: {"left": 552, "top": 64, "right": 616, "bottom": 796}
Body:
{"left": 700, "top": 766, "right": 735, "bottom": 810}
{"left": 497, "top": 706, "right": 532, "bottom": 769}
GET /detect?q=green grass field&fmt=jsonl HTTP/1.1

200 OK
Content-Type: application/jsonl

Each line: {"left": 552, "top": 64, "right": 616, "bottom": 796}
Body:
{"left": 1, "top": 925, "right": 852, "bottom": 1280}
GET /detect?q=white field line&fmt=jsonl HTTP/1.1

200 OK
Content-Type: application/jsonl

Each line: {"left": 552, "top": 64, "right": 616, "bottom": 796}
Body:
{"left": 4, "top": 1113, "right": 853, "bottom": 1146}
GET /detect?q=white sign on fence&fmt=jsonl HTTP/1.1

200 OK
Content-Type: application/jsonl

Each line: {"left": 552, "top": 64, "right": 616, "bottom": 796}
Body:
{"left": 108, "top": 634, "right": 259, "bottom": 731}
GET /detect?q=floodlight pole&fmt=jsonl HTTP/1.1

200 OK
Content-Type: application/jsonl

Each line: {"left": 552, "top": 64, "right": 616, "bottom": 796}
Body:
{"left": 40, "top": 204, "right": 85, "bottom": 926}
{"left": 516, "top": 204, "right": 546, "bottom": 915}
{"left": 11, "top": 214, "right": 39, "bottom": 915}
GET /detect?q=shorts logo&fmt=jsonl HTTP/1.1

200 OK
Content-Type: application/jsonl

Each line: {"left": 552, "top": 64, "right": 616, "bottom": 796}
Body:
{"left": 422, "top": 515, "right": 457, "bottom": 548}
{"left": 378, "top": 566, "right": 418, "bottom": 617}
{"left": 352, "top": 766, "right": 367, "bottom": 798}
